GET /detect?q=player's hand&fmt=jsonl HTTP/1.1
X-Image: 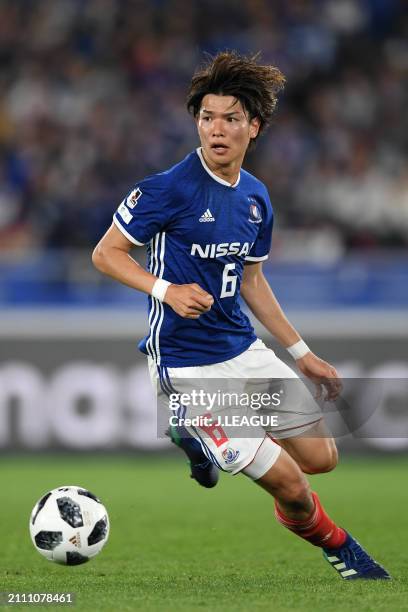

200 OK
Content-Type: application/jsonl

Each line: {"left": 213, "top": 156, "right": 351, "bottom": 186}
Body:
{"left": 296, "top": 352, "right": 342, "bottom": 401}
{"left": 164, "top": 283, "right": 214, "bottom": 319}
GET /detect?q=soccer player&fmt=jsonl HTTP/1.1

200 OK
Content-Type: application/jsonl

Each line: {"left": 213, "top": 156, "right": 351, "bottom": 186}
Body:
{"left": 92, "top": 51, "right": 390, "bottom": 580}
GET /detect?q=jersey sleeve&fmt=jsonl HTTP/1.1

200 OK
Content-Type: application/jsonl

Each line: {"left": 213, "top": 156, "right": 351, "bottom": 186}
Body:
{"left": 113, "top": 174, "right": 172, "bottom": 245}
{"left": 245, "top": 191, "right": 274, "bottom": 262}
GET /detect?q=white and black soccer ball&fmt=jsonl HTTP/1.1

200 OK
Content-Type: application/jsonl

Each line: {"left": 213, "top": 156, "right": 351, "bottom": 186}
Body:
{"left": 29, "top": 486, "right": 110, "bottom": 565}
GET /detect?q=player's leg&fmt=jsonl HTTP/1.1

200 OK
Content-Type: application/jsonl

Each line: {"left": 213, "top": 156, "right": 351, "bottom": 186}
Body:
{"left": 167, "top": 421, "right": 219, "bottom": 488}
{"left": 272, "top": 419, "right": 339, "bottom": 475}
{"left": 235, "top": 340, "right": 337, "bottom": 475}
{"left": 148, "top": 357, "right": 219, "bottom": 488}
{"left": 242, "top": 441, "right": 390, "bottom": 580}
{"left": 245, "top": 443, "right": 346, "bottom": 544}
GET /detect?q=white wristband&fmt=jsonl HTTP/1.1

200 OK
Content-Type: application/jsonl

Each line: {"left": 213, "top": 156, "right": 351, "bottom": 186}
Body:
{"left": 151, "top": 278, "right": 171, "bottom": 302}
{"left": 287, "top": 339, "right": 310, "bottom": 360}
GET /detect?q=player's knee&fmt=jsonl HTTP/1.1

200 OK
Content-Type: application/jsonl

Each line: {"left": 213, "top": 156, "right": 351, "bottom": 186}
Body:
{"left": 300, "top": 446, "right": 338, "bottom": 474}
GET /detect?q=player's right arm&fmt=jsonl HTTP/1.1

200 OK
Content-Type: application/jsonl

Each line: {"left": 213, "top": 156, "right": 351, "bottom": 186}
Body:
{"left": 92, "top": 223, "right": 213, "bottom": 319}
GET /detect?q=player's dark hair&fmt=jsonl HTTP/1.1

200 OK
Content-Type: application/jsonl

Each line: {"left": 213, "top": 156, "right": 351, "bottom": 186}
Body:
{"left": 186, "top": 51, "right": 285, "bottom": 144}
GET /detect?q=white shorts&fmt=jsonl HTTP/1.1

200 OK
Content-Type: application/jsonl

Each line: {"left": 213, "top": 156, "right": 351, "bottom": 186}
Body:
{"left": 149, "top": 339, "right": 321, "bottom": 479}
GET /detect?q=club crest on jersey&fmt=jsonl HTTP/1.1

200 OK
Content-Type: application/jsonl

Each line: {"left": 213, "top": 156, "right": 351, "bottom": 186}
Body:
{"left": 127, "top": 187, "right": 142, "bottom": 209}
{"left": 222, "top": 447, "right": 240, "bottom": 465}
{"left": 249, "top": 201, "right": 262, "bottom": 224}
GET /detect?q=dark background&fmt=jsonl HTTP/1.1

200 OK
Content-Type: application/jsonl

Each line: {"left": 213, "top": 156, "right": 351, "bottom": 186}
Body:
{"left": 0, "top": 0, "right": 407, "bottom": 452}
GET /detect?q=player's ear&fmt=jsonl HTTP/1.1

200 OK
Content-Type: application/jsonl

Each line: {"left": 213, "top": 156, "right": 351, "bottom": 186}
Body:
{"left": 249, "top": 116, "right": 260, "bottom": 139}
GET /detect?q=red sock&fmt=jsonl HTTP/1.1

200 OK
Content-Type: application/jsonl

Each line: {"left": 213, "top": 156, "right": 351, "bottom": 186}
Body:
{"left": 274, "top": 491, "right": 346, "bottom": 549}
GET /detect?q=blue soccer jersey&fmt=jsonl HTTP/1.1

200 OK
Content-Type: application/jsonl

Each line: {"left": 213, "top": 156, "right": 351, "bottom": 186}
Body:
{"left": 113, "top": 148, "right": 274, "bottom": 367}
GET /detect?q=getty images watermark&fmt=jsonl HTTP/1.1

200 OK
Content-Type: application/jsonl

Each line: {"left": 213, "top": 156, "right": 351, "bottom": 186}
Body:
{"left": 167, "top": 388, "right": 283, "bottom": 428}
{"left": 156, "top": 376, "right": 408, "bottom": 440}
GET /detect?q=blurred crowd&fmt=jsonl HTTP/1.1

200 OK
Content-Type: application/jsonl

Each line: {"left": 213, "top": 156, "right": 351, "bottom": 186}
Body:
{"left": 0, "top": 0, "right": 407, "bottom": 253}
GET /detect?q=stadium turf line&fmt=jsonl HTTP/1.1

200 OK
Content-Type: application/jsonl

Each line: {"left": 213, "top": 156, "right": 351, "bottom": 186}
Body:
{"left": 1, "top": 455, "right": 407, "bottom": 611}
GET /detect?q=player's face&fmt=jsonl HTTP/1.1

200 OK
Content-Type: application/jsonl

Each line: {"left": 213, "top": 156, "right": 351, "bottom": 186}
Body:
{"left": 196, "top": 95, "right": 260, "bottom": 178}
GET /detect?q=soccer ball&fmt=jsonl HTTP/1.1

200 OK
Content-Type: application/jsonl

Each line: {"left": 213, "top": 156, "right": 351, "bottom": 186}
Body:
{"left": 29, "top": 486, "right": 110, "bottom": 565}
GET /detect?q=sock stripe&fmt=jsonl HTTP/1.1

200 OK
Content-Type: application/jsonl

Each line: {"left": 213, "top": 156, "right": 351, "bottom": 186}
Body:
{"left": 275, "top": 491, "right": 346, "bottom": 549}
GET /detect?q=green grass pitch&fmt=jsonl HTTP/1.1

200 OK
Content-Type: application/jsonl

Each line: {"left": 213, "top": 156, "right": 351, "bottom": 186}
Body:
{"left": 1, "top": 454, "right": 407, "bottom": 611}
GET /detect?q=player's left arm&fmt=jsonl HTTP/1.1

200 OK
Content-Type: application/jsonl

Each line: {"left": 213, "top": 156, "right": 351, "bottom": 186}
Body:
{"left": 240, "top": 262, "right": 341, "bottom": 400}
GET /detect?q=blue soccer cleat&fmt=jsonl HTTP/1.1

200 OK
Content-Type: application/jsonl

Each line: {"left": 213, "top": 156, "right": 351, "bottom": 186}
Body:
{"left": 323, "top": 532, "right": 391, "bottom": 580}
{"left": 167, "top": 424, "right": 219, "bottom": 489}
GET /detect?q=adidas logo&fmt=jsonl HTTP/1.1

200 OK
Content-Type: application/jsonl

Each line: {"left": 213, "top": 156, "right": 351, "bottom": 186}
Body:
{"left": 199, "top": 209, "right": 215, "bottom": 223}
{"left": 325, "top": 554, "right": 358, "bottom": 578}
{"left": 69, "top": 533, "right": 81, "bottom": 548}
